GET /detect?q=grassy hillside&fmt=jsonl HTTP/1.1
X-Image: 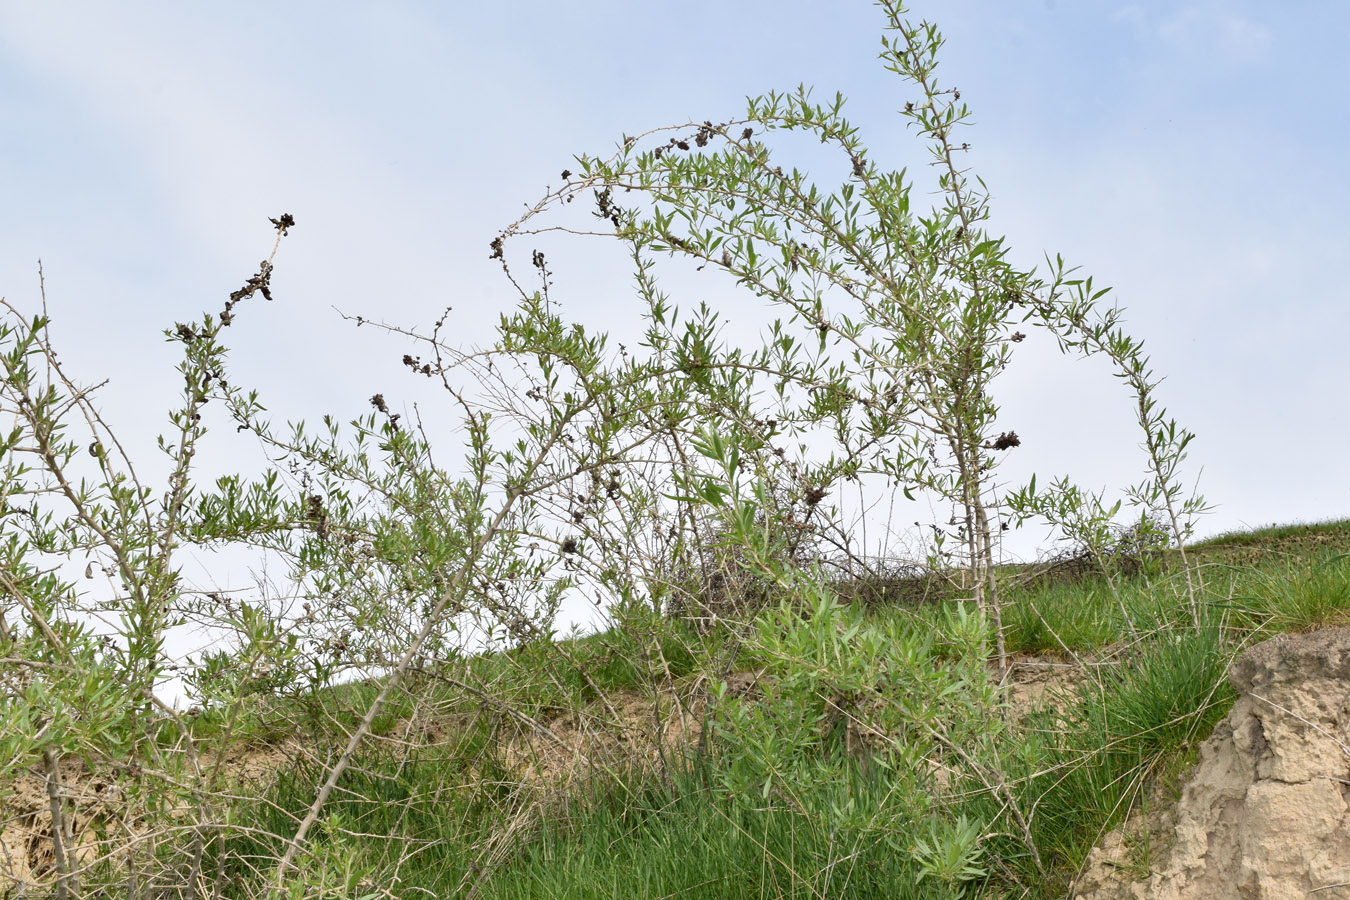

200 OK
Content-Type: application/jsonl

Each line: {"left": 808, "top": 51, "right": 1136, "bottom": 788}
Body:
{"left": 182, "top": 519, "right": 1350, "bottom": 899}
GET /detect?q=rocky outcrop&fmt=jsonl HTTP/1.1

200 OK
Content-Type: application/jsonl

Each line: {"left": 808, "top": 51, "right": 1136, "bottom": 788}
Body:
{"left": 1076, "top": 627, "right": 1350, "bottom": 899}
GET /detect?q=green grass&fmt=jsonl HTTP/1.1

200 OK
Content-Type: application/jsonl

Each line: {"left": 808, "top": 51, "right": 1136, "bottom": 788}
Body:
{"left": 479, "top": 762, "right": 948, "bottom": 900}
{"left": 1189, "top": 517, "right": 1350, "bottom": 552}
{"left": 202, "top": 519, "right": 1350, "bottom": 900}
{"left": 224, "top": 752, "right": 970, "bottom": 899}
{"left": 218, "top": 616, "right": 1235, "bottom": 900}
{"left": 1223, "top": 549, "right": 1350, "bottom": 633}
{"left": 1009, "top": 623, "right": 1236, "bottom": 890}
{"left": 1001, "top": 576, "right": 1121, "bottom": 653}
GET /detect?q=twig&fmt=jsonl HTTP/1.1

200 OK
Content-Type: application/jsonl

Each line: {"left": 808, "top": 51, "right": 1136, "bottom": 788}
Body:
{"left": 42, "top": 747, "right": 76, "bottom": 900}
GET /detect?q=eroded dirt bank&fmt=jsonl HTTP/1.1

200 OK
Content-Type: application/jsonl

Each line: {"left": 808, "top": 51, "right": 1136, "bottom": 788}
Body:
{"left": 1076, "top": 626, "right": 1350, "bottom": 899}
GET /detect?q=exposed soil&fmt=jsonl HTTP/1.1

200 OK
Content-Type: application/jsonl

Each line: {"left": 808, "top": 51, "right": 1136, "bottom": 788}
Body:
{"left": 1003, "top": 652, "right": 1091, "bottom": 717}
{"left": 1074, "top": 627, "right": 1350, "bottom": 899}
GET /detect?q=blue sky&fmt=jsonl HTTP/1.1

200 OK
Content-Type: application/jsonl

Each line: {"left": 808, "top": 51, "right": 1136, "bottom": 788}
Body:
{"left": 1, "top": 0, "right": 1346, "bottom": 562}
